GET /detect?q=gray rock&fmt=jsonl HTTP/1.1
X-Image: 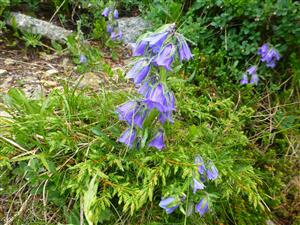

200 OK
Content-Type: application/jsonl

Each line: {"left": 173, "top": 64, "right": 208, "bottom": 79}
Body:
{"left": 7, "top": 12, "right": 73, "bottom": 43}
{"left": 118, "top": 17, "right": 151, "bottom": 44}
{"left": 0, "top": 69, "right": 8, "bottom": 76}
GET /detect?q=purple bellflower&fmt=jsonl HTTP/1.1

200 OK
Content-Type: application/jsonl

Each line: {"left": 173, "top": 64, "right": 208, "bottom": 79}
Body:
{"left": 116, "top": 101, "right": 147, "bottom": 128}
{"left": 113, "top": 9, "right": 119, "bottom": 19}
{"left": 258, "top": 43, "right": 269, "bottom": 57}
{"left": 258, "top": 43, "right": 280, "bottom": 68}
{"left": 206, "top": 164, "right": 218, "bottom": 180}
{"left": 192, "top": 178, "right": 205, "bottom": 194}
{"left": 102, "top": 7, "right": 110, "bottom": 17}
{"left": 195, "top": 198, "right": 209, "bottom": 216}
{"left": 143, "top": 83, "right": 168, "bottom": 113}
{"left": 118, "top": 128, "right": 136, "bottom": 148}
{"left": 126, "top": 59, "right": 150, "bottom": 84}
{"left": 153, "top": 44, "right": 176, "bottom": 71}
{"left": 145, "top": 32, "right": 169, "bottom": 53}
{"left": 194, "top": 155, "right": 206, "bottom": 174}
{"left": 177, "top": 36, "right": 192, "bottom": 62}
{"left": 148, "top": 130, "right": 165, "bottom": 150}
{"left": 107, "top": 24, "right": 113, "bottom": 33}
{"left": 250, "top": 73, "right": 259, "bottom": 85}
{"left": 247, "top": 66, "right": 257, "bottom": 75}
{"left": 133, "top": 40, "right": 148, "bottom": 57}
{"left": 240, "top": 73, "right": 248, "bottom": 85}
{"left": 159, "top": 197, "right": 179, "bottom": 214}
{"left": 79, "top": 54, "right": 87, "bottom": 64}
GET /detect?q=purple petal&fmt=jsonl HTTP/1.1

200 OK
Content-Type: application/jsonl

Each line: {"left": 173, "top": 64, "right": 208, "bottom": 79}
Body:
{"left": 126, "top": 60, "right": 150, "bottom": 84}
{"left": 118, "top": 128, "right": 136, "bottom": 148}
{"left": 194, "top": 156, "right": 206, "bottom": 174}
{"left": 133, "top": 40, "right": 148, "bottom": 57}
{"left": 206, "top": 164, "right": 218, "bottom": 180}
{"left": 192, "top": 178, "right": 205, "bottom": 194}
{"left": 246, "top": 66, "right": 257, "bottom": 75}
{"left": 240, "top": 73, "right": 248, "bottom": 85}
{"left": 258, "top": 43, "right": 269, "bottom": 57}
{"left": 153, "top": 44, "right": 175, "bottom": 71}
{"left": 79, "top": 54, "right": 87, "bottom": 64}
{"left": 145, "top": 32, "right": 168, "bottom": 53}
{"left": 195, "top": 198, "right": 209, "bottom": 216}
{"left": 102, "top": 7, "right": 110, "bottom": 17}
{"left": 159, "top": 197, "right": 178, "bottom": 214}
{"left": 113, "top": 9, "right": 119, "bottom": 19}
{"left": 177, "top": 36, "right": 192, "bottom": 62}
{"left": 249, "top": 73, "right": 259, "bottom": 85}
{"left": 148, "top": 130, "right": 165, "bottom": 150}
{"left": 143, "top": 83, "right": 168, "bottom": 113}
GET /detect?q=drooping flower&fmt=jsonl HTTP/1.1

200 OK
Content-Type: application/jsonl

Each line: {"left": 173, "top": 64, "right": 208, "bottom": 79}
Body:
{"left": 192, "top": 178, "right": 205, "bottom": 194}
{"left": 259, "top": 44, "right": 280, "bottom": 68}
{"left": 118, "top": 128, "right": 136, "bottom": 147}
{"left": 250, "top": 73, "right": 259, "bottom": 85}
{"left": 126, "top": 59, "right": 150, "bottom": 84}
{"left": 195, "top": 198, "right": 209, "bottom": 216}
{"left": 113, "top": 9, "right": 119, "bottom": 19}
{"left": 116, "top": 101, "right": 147, "bottom": 128}
{"left": 117, "top": 30, "right": 122, "bottom": 40}
{"left": 102, "top": 7, "right": 110, "bottom": 17}
{"left": 133, "top": 40, "right": 148, "bottom": 57}
{"left": 159, "top": 197, "right": 179, "bottom": 214}
{"left": 247, "top": 66, "right": 257, "bottom": 75}
{"left": 206, "top": 164, "right": 218, "bottom": 180}
{"left": 145, "top": 32, "right": 169, "bottom": 53}
{"left": 107, "top": 24, "right": 113, "bottom": 33}
{"left": 194, "top": 155, "right": 206, "bottom": 174}
{"left": 240, "top": 73, "right": 248, "bottom": 85}
{"left": 258, "top": 43, "right": 269, "bottom": 57}
{"left": 148, "top": 130, "right": 165, "bottom": 150}
{"left": 159, "top": 110, "right": 174, "bottom": 124}
{"left": 79, "top": 54, "right": 87, "bottom": 64}
{"left": 153, "top": 44, "right": 176, "bottom": 71}
{"left": 177, "top": 36, "right": 192, "bottom": 62}
{"left": 143, "top": 83, "right": 168, "bottom": 113}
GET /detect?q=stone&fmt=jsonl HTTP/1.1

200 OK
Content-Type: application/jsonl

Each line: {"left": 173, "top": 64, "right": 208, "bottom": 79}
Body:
{"left": 7, "top": 12, "right": 73, "bottom": 43}
{"left": 0, "top": 69, "right": 8, "bottom": 76}
{"left": 118, "top": 17, "right": 151, "bottom": 44}
{"left": 45, "top": 69, "right": 59, "bottom": 76}
{"left": 4, "top": 58, "right": 15, "bottom": 65}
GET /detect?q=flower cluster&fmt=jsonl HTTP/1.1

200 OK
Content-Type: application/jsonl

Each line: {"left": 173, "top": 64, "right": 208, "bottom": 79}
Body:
{"left": 102, "top": 7, "right": 122, "bottom": 40}
{"left": 159, "top": 155, "right": 218, "bottom": 216}
{"left": 240, "top": 43, "right": 280, "bottom": 85}
{"left": 116, "top": 23, "right": 192, "bottom": 150}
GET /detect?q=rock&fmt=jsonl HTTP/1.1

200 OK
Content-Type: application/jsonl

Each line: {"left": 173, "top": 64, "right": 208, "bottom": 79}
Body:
{"left": 266, "top": 220, "right": 276, "bottom": 225}
{"left": 0, "top": 69, "right": 8, "bottom": 76}
{"left": 45, "top": 69, "right": 59, "bottom": 76}
{"left": 7, "top": 12, "right": 73, "bottom": 43}
{"left": 4, "top": 58, "right": 15, "bottom": 65}
{"left": 118, "top": 17, "right": 151, "bottom": 44}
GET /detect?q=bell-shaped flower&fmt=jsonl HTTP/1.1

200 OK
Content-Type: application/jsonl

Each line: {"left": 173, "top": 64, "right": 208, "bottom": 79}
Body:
{"left": 194, "top": 155, "right": 206, "bottom": 174}
{"left": 246, "top": 66, "right": 257, "bottom": 75}
{"left": 143, "top": 83, "right": 168, "bottom": 113}
{"left": 133, "top": 40, "right": 148, "bottom": 56}
{"left": 159, "top": 111, "right": 174, "bottom": 124}
{"left": 195, "top": 198, "right": 209, "bottom": 216}
{"left": 113, "top": 9, "right": 119, "bottom": 19}
{"left": 258, "top": 43, "right": 269, "bottom": 57}
{"left": 145, "top": 32, "right": 168, "bottom": 53}
{"left": 79, "top": 54, "right": 87, "bottom": 64}
{"left": 192, "top": 178, "right": 205, "bottom": 194}
{"left": 159, "top": 197, "right": 179, "bottom": 214}
{"left": 107, "top": 24, "right": 113, "bottom": 33}
{"left": 148, "top": 130, "right": 165, "bottom": 150}
{"left": 206, "top": 164, "right": 218, "bottom": 180}
{"left": 240, "top": 73, "right": 248, "bottom": 85}
{"left": 153, "top": 44, "right": 176, "bottom": 71}
{"left": 126, "top": 59, "right": 150, "bottom": 84}
{"left": 177, "top": 36, "right": 192, "bottom": 62}
{"left": 118, "top": 128, "right": 136, "bottom": 148}
{"left": 116, "top": 101, "right": 147, "bottom": 128}
{"left": 138, "top": 81, "right": 152, "bottom": 98}
{"left": 250, "top": 73, "right": 259, "bottom": 85}
{"left": 102, "top": 7, "right": 110, "bottom": 17}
